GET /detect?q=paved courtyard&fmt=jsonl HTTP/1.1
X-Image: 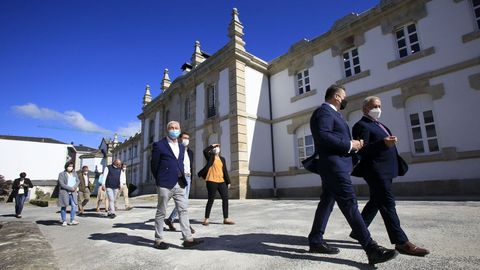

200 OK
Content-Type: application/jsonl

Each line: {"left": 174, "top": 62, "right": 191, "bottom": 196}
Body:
{"left": 1, "top": 197, "right": 479, "bottom": 270}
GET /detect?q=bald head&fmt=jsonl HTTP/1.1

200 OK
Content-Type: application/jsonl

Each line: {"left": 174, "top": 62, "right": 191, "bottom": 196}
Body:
{"left": 113, "top": 159, "right": 122, "bottom": 168}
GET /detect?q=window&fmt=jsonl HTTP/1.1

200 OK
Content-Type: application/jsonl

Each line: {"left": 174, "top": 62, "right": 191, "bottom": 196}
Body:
{"left": 148, "top": 119, "right": 155, "bottom": 144}
{"left": 134, "top": 145, "right": 138, "bottom": 158}
{"left": 133, "top": 167, "right": 137, "bottom": 184}
{"left": 296, "top": 69, "right": 311, "bottom": 95}
{"left": 184, "top": 98, "right": 190, "bottom": 120}
{"left": 395, "top": 23, "right": 421, "bottom": 58}
{"left": 409, "top": 110, "right": 439, "bottom": 154}
{"left": 343, "top": 48, "right": 361, "bottom": 78}
{"left": 206, "top": 84, "right": 216, "bottom": 118}
{"left": 123, "top": 150, "right": 126, "bottom": 161}
{"left": 128, "top": 147, "right": 132, "bottom": 160}
{"left": 298, "top": 135, "right": 314, "bottom": 167}
{"left": 164, "top": 110, "right": 170, "bottom": 128}
{"left": 473, "top": 0, "right": 480, "bottom": 29}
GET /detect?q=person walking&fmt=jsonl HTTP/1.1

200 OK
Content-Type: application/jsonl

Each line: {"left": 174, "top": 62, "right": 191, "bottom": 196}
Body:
{"left": 115, "top": 163, "right": 133, "bottom": 211}
{"left": 307, "top": 84, "right": 397, "bottom": 266}
{"left": 57, "top": 161, "right": 80, "bottom": 226}
{"left": 351, "top": 96, "right": 429, "bottom": 256}
{"left": 8, "top": 172, "right": 33, "bottom": 218}
{"left": 198, "top": 143, "right": 235, "bottom": 226}
{"left": 102, "top": 159, "right": 122, "bottom": 218}
{"left": 77, "top": 166, "right": 91, "bottom": 215}
{"left": 151, "top": 121, "right": 202, "bottom": 249}
{"left": 164, "top": 132, "right": 195, "bottom": 234}
{"left": 96, "top": 172, "right": 108, "bottom": 213}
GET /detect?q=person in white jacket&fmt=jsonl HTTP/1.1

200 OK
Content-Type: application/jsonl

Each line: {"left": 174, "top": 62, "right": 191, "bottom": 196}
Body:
{"left": 115, "top": 163, "right": 132, "bottom": 210}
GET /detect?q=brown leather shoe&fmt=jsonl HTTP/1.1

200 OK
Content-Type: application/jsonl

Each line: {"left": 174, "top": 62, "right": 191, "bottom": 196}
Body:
{"left": 223, "top": 220, "right": 235, "bottom": 225}
{"left": 164, "top": 219, "right": 176, "bottom": 231}
{"left": 201, "top": 220, "right": 209, "bottom": 226}
{"left": 182, "top": 239, "right": 203, "bottom": 248}
{"left": 395, "top": 241, "right": 429, "bottom": 257}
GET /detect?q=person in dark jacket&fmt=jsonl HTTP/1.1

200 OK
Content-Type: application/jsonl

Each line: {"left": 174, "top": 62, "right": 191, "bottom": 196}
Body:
{"left": 198, "top": 144, "right": 234, "bottom": 226}
{"left": 102, "top": 159, "right": 122, "bottom": 219}
{"left": 9, "top": 172, "right": 33, "bottom": 218}
{"left": 351, "top": 96, "right": 429, "bottom": 256}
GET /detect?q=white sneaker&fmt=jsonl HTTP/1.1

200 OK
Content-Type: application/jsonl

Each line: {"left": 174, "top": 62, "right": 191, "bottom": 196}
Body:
{"left": 69, "top": 220, "right": 79, "bottom": 225}
{"left": 62, "top": 221, "right": 67, "bottom": 227}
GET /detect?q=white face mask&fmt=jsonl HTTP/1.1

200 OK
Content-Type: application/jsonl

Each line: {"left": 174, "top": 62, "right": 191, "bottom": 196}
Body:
{"left": 181, "top": 139, "right": 189, "bottom": 147}
{"left": 214, "top": 147, "right": 221, "bottom": 154}
{"left": 67, "top": 167, "right": 74, "bottom": 172}
{"left": 368, "top": 108, "right": 381, "bottom": 120}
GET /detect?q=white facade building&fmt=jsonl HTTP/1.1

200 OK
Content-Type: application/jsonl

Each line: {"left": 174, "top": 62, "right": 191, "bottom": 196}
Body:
{"left": 0, "top": 135, "right": 77, "bottom": 198}
{"left": 132, "top": 0, "right": 480, "bottom": 199}
{"left": 0, "top": 135, "right": 76, "bottom": 181}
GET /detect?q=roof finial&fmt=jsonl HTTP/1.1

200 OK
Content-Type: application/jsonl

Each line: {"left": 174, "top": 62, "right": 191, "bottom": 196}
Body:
{"left": 191, "top": 40, "right": 206, "bottom": 67}
{"left": 161, "top": 69, "right": 171, "bottom": 91}
{"left": 143, "top": 84, "right": 152, "bottom": 107}
{"left": 228, "top": 7, "right": 245, "bottom": 50}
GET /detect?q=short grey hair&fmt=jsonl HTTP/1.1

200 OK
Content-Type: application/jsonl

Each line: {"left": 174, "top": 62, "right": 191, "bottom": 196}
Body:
{"left": 166, "top": 120, "right": 180, "bottom": 130}
{"left": 362, "top": 96, "right": 380, "bottom": 109}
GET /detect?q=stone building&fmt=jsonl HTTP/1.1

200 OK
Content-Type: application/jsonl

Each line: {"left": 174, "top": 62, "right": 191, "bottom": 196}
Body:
{"left": 133, "top": 0, "right": 480, "bottom": 199}
{"left": 111, "top": 133, "right": 141, "bottom": 194}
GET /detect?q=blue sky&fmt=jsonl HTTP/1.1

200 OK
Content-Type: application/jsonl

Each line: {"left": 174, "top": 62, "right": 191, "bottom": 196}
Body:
{"left": 0, "top": 0, "right": 378, "bottom": 148}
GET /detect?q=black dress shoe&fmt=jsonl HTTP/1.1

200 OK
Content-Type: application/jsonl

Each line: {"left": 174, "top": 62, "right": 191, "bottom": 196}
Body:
{"left": 309, "top": 243, "right": 340, "bottom": 254}
{"left": 349, "top": 232, "right": 378, "bottom": 245}
{"left": 190, "top": 226, "right": 195, "bottom": 234}
{"left": 154, "top": 241, "right": 169, "bottom": 250}
{"left": 182, "top": 239, "right": 203, "bottom": 248}
{"left": 367, "top": 245, "right": 398, "bottom": 265}
{"left": 349, "top": 232, "right": 359, "bottom": 241}
{"left": 164, "top": 219, "right": 176, "bottom": 231}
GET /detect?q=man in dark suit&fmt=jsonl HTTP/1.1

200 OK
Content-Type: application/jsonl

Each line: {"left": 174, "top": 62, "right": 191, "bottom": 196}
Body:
{"left": 165, "top": 131, "right": 196, "bottom": 234}
{"left": 151, "top": 121, "right": 202, "bottom": 250}
{"left": 308, "top": 85, "right": 397, "bottom": 265}
{"left": 351, "top": 96, "right": 429, "bottom": 256}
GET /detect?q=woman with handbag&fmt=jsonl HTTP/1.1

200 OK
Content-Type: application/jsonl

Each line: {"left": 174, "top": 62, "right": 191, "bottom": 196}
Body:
{"left": 57, "top": 161, "right": 80, "bottom": 226}
{"left": 197, "top": 144, "right": 235, "bottom": 226}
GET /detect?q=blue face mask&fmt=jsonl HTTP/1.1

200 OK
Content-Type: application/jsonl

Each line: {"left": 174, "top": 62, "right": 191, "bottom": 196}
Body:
{"left": 168, "top": 130, "right": 181, "bottom": 139}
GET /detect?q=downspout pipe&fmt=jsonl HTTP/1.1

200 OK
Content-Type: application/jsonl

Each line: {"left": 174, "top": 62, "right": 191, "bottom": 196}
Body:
{"left": 267, "top": 75, "right": 278, "bottom": 198}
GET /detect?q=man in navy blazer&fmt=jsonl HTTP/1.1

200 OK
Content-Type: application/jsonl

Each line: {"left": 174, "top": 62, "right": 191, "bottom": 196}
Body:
{"left": 308, "top": 85, "right": 397, "bottom": 265}
{"left": 151, "top": 121, "right": 202, "bottom": 249}
{"left": 351, "top": 96, "right": 429, "bottom": 256}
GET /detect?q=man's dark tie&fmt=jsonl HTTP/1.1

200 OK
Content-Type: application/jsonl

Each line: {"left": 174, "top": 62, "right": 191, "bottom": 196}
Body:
{"left": 374, "top": 121, "right": 390, "bottom": 136}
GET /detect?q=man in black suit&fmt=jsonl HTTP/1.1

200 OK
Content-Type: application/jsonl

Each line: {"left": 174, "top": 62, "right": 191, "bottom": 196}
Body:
{"left": 351, "top": 96, "right": 429, "bottom": 256}
{"left": 308, "top": 85, "right": 397, "bottom": 265}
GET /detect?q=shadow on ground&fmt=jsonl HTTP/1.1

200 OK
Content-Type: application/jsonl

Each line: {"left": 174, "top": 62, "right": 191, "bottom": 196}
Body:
{"left": 113, "top": 219, "right": 155, "bottom": 231}
{"left": 88, "top": 232, "right": 153, "bottom": 248}
{"left": 86, "top": 231, "right": 373, "bottom": 269}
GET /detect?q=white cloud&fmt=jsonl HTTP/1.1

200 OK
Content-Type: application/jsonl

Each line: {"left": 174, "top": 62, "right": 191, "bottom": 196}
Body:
{"left": 13, "top": 103, "right": 110, "bottom": 134}
{"left": 115, "top": 121, "right": 141, "bottom": 138}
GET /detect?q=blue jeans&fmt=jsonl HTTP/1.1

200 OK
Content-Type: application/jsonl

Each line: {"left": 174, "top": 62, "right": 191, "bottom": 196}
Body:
{"left": 168, "top": 175, "right": 191, "bottom": 221}
{"left": 61, "top": 193, "right": 77, "bottom": 222}
{"left": 15, "top": 193, "right": 27, "bottom": 215}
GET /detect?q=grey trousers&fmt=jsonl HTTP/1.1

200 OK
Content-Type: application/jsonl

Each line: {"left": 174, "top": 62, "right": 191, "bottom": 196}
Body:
{"left": 155, "top": 184, "right": 192, "bottom": 242}
{"left": 106, "top": 188, "right": 118, "bottom": 214}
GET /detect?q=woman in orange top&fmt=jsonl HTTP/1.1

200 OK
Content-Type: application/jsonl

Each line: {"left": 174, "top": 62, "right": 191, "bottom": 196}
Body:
{"left": 197, "top": 144, "right": 234, "bottom": 226}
